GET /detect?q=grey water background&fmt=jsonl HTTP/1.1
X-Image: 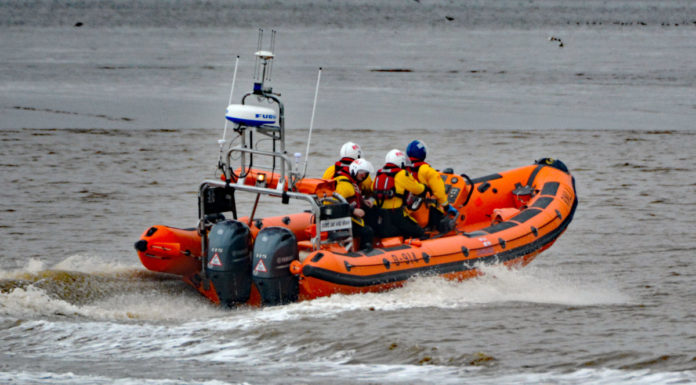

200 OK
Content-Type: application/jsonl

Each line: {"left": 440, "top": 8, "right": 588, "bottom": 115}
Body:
{"left": 1, "top": 1, "right": 696, "bottom": 384}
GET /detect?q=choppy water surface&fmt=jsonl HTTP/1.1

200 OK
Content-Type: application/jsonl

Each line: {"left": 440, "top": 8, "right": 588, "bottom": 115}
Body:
{"left": 2, "top": 1, "right": 696, "bottom": 384}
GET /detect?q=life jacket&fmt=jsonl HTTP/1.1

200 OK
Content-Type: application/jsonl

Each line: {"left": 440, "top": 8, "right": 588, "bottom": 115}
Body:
{"left": 405, "top": 159, "right": 433, "bottom": 210}
{"left": 373, "top": 164, "right": 404, "bottom": 207}
{"left": 335, "top": 169, "right": 364, "bottom": 209}
{"left": 408, "top": 159, "right": 428, "bottom": 182}
{"left": 332, "top": 157, "right": 354, "bottom": 178}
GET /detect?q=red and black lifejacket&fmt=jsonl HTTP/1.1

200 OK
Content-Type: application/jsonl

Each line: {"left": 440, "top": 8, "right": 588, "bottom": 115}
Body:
{"left": 408, "top": 159, "right": 428, "bottom": 182}
{"left": 373, "top": 164, "right": 404, "bottom": 206}
{"left": 332, "top": 157, "right": 355, "bottom": 178}
{"left": 335, "top": 169, "right": 364, "bottom": 209}
{"left": 407, "top": 158, "right": 434, "bottom": 199}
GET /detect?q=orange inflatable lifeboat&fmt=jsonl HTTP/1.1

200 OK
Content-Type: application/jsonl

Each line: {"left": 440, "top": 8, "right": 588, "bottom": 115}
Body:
{"left": 134, "top": 43, "right": 578, "bottom": 307}
{"left": 135, "top": 158, "right": 577, "bottom": 307}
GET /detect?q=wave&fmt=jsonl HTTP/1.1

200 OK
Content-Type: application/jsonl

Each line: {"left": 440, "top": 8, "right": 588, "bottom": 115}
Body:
{"left": 0, "top": 255, "right": 225, "bottom": 321}
{"left": 0, "top": 368, "right": 693, "bottom": 385}
{"left": 1, "top": 256, "right": 629, "bottom": 323}
{"left": 0, "top": 371, "right": 240, "bottom": 385}
{"left": 183, "top": 263, "right": 631, "bottom": 334}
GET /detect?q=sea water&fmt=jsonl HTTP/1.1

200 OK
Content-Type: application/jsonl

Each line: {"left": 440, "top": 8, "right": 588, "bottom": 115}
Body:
{"left": 1, "top": 1, "right": 695, "bottom": 384}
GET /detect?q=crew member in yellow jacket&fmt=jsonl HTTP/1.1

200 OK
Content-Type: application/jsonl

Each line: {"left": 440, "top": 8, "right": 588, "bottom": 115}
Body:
{"left": 323, "top": 141, "right": 372, "bottom": 191}
{"left": 334, "top": 158, "right": 376, "bottom": 250}
{"left": 373, "top": 149, "right": 426, "bottom": 239}
{"left": 406, "top": 139, "right": 459, "bottom": 233}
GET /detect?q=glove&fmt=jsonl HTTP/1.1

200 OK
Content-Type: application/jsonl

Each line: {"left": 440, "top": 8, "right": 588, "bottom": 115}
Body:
{"left": 445, "top": 204, "right": 458, "bottom": 217}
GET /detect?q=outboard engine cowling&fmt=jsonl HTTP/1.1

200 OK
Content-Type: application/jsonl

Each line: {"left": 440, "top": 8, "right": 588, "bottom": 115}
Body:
{"left": 251, "top": 227, "right": 299, "bottom": 306}
{"left": 205, "top": 220, "right": 252, "bottom": 307}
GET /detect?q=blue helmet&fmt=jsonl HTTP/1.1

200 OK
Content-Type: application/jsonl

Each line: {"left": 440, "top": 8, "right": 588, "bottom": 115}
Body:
{"left": 406, "top": 140, "right": 427, "bottom": 160}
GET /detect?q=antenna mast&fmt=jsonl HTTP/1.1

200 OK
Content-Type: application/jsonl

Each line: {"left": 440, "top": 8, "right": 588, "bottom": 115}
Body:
{"left": 302, "top": 67, "right": 322, "bottom": 179}
{"left": 219, "top": 56, "right": 240, "bottom": 146}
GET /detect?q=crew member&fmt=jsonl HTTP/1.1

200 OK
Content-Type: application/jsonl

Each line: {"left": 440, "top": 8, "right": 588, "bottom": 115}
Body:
{"left": 335, "top": 158, "right": 376, "bottom": 251}
{"left": 406, "top": 139, "right": 459, "bottom": 233}
{"left": 373, "top": 149, "right": 426, "bottom": 239}
{"left": 323, "top": 141, "right": 372, "bottom": 191}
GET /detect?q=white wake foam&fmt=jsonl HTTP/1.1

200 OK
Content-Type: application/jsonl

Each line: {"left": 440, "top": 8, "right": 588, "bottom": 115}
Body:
{"left": 0, "top": 254, "right": 141, "bottom": 280}
{"left": 0, "top": 367, "right": 692, "bottom": 385}
{"left": 0, "top": 254, "right": 226, "bottom": 321}
{"left": 185, "top": 263, "right": 631, "bottom": 333}
{"left": 0, "top": 371, "right": 242, "bottom": 385}
{"left": 2, "top": 256, "right": 630, "bottom": 324}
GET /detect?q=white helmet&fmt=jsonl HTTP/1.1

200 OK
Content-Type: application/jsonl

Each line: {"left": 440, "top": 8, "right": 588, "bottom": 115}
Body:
{"left": 339, "top": 141, "right": 362, "bottom": 159}
{"left": 349, "top": 158, "right": 374, "bottom": 179}
{"left": 385, "top": 149, "right": 410, "bottom": 168}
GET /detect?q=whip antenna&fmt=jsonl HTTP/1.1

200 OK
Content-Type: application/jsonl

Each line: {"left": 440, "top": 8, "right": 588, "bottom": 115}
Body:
{"left": 268, "top": 30, "right": 276, "bottom": 81}
{"left": 219, "top": 55, "right": 240, "bottom": 149}
{"left": 302, "top": 67, "right": 322, "bottom": 178}
{"left": 253, "top": 29, "right": 263, "bottom": 80}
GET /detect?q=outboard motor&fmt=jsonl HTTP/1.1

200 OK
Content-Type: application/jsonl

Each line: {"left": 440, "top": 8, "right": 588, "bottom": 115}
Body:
{"left": 251, "top": 227, "right": 299, "bottom": 306}
{"left": 205, "top": 220, "right": 252, "bottom": 307}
